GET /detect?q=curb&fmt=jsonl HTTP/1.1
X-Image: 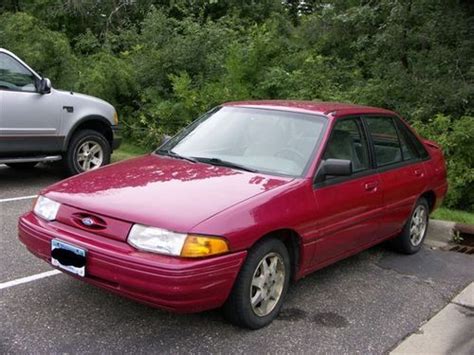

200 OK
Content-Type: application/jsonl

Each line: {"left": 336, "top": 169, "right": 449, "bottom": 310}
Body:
{"left": 391, "top": 282, "right": 474, "bottom": 354}
{"left": 424, "top": 219, "right": 455, "bottom": 248}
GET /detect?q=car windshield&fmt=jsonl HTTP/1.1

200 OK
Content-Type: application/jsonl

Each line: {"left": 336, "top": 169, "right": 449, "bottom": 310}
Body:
{"left": 157, "top": 106, "right": 327, "bottom": 177}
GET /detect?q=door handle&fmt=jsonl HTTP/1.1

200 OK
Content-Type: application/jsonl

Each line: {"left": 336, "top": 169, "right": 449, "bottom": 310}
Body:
{"left": 364, "top": 181, "right": 379, "bottom": 191}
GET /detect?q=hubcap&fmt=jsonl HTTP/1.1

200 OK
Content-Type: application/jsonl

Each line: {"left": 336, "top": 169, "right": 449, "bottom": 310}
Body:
{"left": 410, "top": 205, "right": 427, "bottom": 246}
{"left": 250, "top": 252, "right": 285, "bottom": 317}
{"left": 76, "top": 141, "right": 104, "bottom": 171}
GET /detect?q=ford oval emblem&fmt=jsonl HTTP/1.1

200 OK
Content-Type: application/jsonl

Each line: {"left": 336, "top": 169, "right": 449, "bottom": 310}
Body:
{"left": 81, "top": 217, "right": 94, "bottom": 227}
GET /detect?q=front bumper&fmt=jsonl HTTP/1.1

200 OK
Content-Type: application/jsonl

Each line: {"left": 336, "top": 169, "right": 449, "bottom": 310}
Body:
{"left": 111, "top": 125, "right": 122, "bottom": 150}
{"left": 18, "top": 212, "right": 246, "bottom": 313}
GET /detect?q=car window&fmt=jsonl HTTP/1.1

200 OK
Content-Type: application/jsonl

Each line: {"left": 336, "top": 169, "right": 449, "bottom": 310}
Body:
{"left": 323, "top": 118, "right": 370, "bottom": 173}
{"left": 396, "top": 119, "right": 429, "bottom": 159}
{"left": 366, "top": 116, "right": 403, "bottom": 167}
{"left": 0, "top": 53, "right": 37, "bottom": 92}
{"left": 395, "top": 120, "right": 420, "bottom": 161}
{"left": 162, "top": 106, "right": 327, "bottom": 177}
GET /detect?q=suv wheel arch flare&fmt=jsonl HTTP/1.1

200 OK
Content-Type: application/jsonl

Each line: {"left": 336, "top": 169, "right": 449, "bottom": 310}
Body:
{"left": 63, "top": 115, "right": 113, "bottom": 151}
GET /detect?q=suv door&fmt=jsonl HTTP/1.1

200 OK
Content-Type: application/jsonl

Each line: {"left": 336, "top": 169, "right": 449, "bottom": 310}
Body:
{"left": 364, "top": 115, "right": 428, "bottom": 238}
{"left": 311, "top": 117, "right": 384, "bottom": 265}
{"left": 0, "top": 52, "right": 61, "bottom": 157}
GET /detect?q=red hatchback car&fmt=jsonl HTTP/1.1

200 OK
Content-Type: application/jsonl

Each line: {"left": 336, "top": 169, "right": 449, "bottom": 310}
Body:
{"left": 19, "top": 101, "right": 447, "bottom": 329}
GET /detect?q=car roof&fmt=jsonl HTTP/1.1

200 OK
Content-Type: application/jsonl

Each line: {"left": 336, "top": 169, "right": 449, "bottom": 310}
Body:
{"left": 223, "top": 100, "right": 396, "bottom": 118}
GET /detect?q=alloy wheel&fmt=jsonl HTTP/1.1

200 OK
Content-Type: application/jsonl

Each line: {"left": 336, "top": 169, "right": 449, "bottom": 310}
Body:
{"left": 76, "top": 141, "right": 104, "bottom": 171}
{"left": 409, "top": 205, "right": 427, "bottom": 246}
{"left": 250, "top": 252, "right": 286, "bottom": 317}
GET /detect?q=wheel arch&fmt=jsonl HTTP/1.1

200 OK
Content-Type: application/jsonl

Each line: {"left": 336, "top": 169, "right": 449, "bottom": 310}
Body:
{"left": 253, "top": 228, "right": 302, "bottom": 282}
{"left": 63, "top": 115, "right": 113, "bottom": 151}
{"left": 420, "top": 190, "right": 436, "bottom": 212}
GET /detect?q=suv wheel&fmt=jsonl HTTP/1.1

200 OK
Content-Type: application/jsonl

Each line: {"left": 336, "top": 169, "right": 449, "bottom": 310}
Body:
{"left": 65, "top": 129, "right": 110, "bottom": 175}
{"left": 223, "top": 238, "right": 291, "bottom": 329}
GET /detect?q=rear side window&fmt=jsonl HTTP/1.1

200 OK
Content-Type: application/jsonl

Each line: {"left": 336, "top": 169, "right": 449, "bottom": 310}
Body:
{"left": 396, "top": 120, "right": 429, "bottom": 159}
{"left": 323, "top": 117, "right": 370, "bottom": 173}
{"left": 365, "top": 117, "right": 402, "bottom": 167}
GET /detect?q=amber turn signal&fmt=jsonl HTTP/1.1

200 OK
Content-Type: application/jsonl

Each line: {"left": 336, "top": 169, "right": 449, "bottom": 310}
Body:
{"left": 181, "top": 235, "right": 229, "bottom": 257}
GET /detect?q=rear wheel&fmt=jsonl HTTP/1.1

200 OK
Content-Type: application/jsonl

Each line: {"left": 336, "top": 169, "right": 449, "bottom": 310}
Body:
{"left": 223, "top": 238, "right": 290, "bottom": 329}
{"left": 5, "top": 162, "right": 37, "bottom": 169}
{"left": 65, "top": 129, "right": 110, "bottom": 175}
{"left": 391, "top": 197, "right": 429, "bottom": 254}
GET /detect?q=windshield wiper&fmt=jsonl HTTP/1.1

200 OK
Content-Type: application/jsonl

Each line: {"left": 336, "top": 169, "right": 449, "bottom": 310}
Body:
{"left": 191, "top": 157, "right": 257, "bottom": 172}
{"left": 155, "top": 149, "right": 197, "bottom": 163}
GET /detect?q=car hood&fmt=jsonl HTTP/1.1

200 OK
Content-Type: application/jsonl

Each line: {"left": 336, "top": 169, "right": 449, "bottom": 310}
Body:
{"left": 43, "top": 155, "right": 293, "bottom": 232}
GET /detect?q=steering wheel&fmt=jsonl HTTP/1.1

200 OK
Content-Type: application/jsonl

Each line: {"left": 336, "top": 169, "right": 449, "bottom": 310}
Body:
{"left": 274, "top": 148, "right": 306, "bottom": 165}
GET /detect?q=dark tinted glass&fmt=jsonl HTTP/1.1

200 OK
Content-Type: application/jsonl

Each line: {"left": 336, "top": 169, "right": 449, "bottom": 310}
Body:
{"left": 0, "top": 53, "right": 36, "bottom": 92}
{"left": 324, "top": 118, "right": 370, "bottom": 172}
{"left": 396, "top": 120, "right": 429, "bottom": 159}
{"left": 366, "top": 117, "right": 402, "bottom": 167}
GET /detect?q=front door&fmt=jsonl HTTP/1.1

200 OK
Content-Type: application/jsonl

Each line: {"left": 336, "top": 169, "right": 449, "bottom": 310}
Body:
{"left": 0, "top": 52, "right": 61, "bottom": 156}
{"left": 311, "top": 117, "right": 384, "bottom": 266}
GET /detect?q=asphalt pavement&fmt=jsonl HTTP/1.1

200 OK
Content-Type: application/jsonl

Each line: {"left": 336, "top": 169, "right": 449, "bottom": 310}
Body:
{"left": 1, "top": 163, "right": 473, "bottom": 354}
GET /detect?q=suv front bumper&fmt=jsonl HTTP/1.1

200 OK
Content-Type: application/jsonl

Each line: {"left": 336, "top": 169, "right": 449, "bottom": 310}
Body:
{"left": 112, "top": 125, "right": 122, "bottom": 150}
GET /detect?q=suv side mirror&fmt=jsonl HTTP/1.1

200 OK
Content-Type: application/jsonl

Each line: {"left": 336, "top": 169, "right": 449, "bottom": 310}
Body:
{"left": 315, "top": 159, "right": 352, "bottom": 182}
{"left": 37, "top": 78, "right": 51, "bottom": 94}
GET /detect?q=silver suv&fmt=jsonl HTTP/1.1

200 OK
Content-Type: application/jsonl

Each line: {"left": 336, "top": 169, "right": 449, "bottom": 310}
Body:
{"left": 0, "top": 48, "right": 121, "bottom": 175}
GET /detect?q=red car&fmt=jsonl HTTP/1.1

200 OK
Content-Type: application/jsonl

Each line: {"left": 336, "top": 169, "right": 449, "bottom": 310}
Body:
{"left": 19, "top": 101, "right": 447, "bottom": 329}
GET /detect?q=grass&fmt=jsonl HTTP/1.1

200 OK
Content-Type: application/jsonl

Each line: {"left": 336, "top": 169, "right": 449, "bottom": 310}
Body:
{"left": 432, "top": 207, "right": 474, "bottom": 225}
{"left": 112, "top": 141, "right": 474, "bottom": 225}
{"left": 111, "top": 142, "right": 149, "bottom": 163}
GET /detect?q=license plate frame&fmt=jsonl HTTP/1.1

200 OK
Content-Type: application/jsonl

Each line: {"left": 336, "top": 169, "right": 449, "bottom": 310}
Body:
{"left": 51, "top": 239, "right": 86, "bottom": 277}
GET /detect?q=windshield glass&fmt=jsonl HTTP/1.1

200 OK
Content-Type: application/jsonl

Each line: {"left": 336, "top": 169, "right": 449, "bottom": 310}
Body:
{"left": 158, "top": 106, "right": 327, "bottom": 177}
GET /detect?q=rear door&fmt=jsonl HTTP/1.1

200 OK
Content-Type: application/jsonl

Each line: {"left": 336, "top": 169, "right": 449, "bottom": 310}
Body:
{"left": 364, "top": 115, "right": 428, "bottom": 238}
{"left": 311, "top": 117, "right": 384, "bottom": 265}
{"left": 0, "top": 52, "right": 61, "bottom": 156}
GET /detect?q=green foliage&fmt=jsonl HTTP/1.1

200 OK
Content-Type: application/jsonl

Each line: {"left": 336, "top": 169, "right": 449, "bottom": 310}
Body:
{"left": 414, "top": 115, "right": 474, "bottom": 211}
{"left": 0, "top": 0, "right": 473, "bottom": 210}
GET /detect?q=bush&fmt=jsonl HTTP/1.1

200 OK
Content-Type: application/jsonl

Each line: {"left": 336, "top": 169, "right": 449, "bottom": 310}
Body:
{"left": 414, "top": 115, "right": 474, "bottom": 211}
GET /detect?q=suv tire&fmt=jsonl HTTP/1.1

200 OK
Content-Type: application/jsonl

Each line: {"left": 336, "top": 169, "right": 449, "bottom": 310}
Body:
{"left": 65, "top": 129, "right": 111, "bottom": 175}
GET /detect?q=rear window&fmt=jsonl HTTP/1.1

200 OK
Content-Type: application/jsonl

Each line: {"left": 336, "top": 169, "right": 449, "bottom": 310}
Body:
{"left": 365, "top": 117, "right": 402, "bottom": 167}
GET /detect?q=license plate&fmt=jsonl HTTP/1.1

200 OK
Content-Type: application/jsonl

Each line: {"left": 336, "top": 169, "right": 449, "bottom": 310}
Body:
{"left": 51, "top": 239, "right": 86, "bottom": 277}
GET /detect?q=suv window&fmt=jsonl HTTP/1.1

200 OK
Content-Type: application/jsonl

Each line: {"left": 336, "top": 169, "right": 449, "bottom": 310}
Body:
{"left": 323, "top": 118, "right": 370, "bottom": 173}
{"left": 396, "top": 119, "right": 429, "bottom": 159}
{"left": 366, "top": 116, "right": 402, "bottom": 167}
{"left": 0, "top": 53, "right": 37, "bottom": 92}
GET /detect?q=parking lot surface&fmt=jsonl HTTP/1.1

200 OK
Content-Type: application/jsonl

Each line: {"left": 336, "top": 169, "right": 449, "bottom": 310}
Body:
{"left": 1, "top": 164, "right": 473, "bottom": 354}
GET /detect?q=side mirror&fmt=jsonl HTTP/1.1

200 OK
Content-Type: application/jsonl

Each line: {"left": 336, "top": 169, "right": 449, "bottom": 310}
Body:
{"left": 37, "top": 78, "right": 51, "bottom": 94}
{"left": 315, "top": 159, "right": 352, "bottom": 182}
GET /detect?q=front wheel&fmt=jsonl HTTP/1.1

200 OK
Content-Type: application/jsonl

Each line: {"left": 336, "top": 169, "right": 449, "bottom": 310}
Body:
{"left": 223, "top": 238, "right": 290, "bottom": 329}
{"left": 65, "top": 129, "right": 111, "bottom": 175}
{"left": 391, "top": 197, "right": 429, "bottom": 254}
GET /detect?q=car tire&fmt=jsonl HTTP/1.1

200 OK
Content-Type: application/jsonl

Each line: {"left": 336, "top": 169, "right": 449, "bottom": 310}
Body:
{"left": 5, "top": 162, "right": 37, "bottom": 169}
{"left": 65, "top": 129, "right": 111, "bottom": 176}
{"left": 223, "top": 238, "right": 291, "bottom": 329}
{"left": 391, "top": 197, "right": 429, "bottom": 254}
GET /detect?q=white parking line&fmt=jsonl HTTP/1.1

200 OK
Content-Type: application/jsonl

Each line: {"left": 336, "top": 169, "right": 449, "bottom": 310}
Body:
{"left": 0, "top": 270, "right": 61, "bottom": 290}
{"left": 0, "top": 195, "right": 38, "bottom": 203}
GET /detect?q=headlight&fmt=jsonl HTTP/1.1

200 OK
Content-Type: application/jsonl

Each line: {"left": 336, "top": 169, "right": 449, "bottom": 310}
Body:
{"left": 33, "top": 196, "right": 61, "bottom": 221}
{"left": 127, "top": 224, "right": 229, "bottom": 258}
{"left": 113, "top": 111, "right": 119, "bottom": 125}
